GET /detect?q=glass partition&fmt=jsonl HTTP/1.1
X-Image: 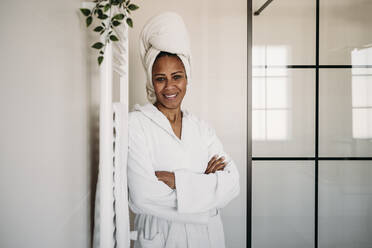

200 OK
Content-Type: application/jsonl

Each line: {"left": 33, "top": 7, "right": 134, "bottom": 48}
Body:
{"left": 253, "top": 0, "right": 372, "bottom": 248}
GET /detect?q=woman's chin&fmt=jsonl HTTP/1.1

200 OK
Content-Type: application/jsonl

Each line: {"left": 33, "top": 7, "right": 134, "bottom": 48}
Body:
{"left": 158, "top": 98, "right": 181, "bottom": 109}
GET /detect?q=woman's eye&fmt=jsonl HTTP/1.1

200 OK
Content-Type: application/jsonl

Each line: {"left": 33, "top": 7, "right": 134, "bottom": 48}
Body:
{"left": 155, "top": 77, "right": 166, "bottom": 82}
{"left": 173, "top": 75, "right": 182, "bottom": 80}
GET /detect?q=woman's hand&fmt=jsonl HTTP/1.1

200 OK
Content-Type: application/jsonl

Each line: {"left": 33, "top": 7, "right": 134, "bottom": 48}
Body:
{"left": 155, "top": 171, "right": 175, "bottom": 189}
{"left": 204, "top": 155, "right": 226, "bottom": 174}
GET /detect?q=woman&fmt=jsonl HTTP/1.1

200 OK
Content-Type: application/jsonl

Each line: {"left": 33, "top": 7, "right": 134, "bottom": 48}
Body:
{"left": 127, "top": 12, "right": 240, "bottom": 248}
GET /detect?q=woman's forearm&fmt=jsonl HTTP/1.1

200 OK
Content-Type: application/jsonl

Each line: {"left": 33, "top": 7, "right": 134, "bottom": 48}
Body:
{"left": 155, "top": 171, "right": 175, "bottom": 189}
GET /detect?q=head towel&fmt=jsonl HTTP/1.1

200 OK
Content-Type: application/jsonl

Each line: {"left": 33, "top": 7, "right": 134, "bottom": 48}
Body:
{"left": 139, "top": 12, "right": 192, "bottom": 104}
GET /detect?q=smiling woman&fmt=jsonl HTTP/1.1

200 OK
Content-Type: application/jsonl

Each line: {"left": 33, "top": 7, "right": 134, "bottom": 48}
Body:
{"left": 127, "top": 12, "right": 240, "bottom": 248}
{"left": 152, "top": 52, "right": 188, "bottom": 111}
{"left": 151, "top": 52, "right": 188, "bottom": 140}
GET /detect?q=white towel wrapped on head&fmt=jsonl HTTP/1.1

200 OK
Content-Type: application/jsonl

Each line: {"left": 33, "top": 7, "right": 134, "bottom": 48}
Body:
{"left": 139, "top": 12, "right": 192, "bottom": 104}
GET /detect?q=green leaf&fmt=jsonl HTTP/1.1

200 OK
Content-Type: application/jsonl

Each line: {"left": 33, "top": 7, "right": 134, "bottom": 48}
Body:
{"left": 86, "top": 16, "right": 93, "bottom": 27}
{"left": 99, "top": 50, "right": 104, "bottom": 55}
{"left": 102, "top": 22, "right": 106, "bottom": 27}
{"left": 113, "top": 13, "right": 125, "bottom": 20}
{"left": 104, "top": 3, "right": 110, "bottom": 12}
{"left": 94, "top": 26, "right": 104, "bottom": 32}
{"left": 100, "top": 30, "right": 105, "bottom": 35}
{"left": 98, "top": 56, "right": 104, "bottom": 65}
{"left": 126, "top": 17, "right": 133, "bottom": 28}
{"left": 97, "top": 9, "right": 103, "bottom": 16}
{"left": 110, "top": 35, "right": 119, "bottom": 41}
{"left": 128, "top": 4, "right": 139, "bottom": 11}
{"left": 111, "top": 0, "right": 120, "bottom": 5}
{"left": 92, "top": 42, "right": 104, "bottom": 49}
{"left": 80, "top": 8, "right": 91, "bottom": 17}
{"left": 98, "top": 14, "right": 108, "bottom": 20}
{"left": 112, "top": 20, "right": 121, "bottom": 26}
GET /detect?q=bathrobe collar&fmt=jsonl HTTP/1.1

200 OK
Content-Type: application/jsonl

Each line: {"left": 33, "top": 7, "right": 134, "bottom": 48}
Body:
{"left": 133, "top": 103, "right": 189, "bottom": 143}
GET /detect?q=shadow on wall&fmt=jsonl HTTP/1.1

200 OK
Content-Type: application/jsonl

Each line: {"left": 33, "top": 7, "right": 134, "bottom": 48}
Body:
{"left": 89, "top": 106, "right": 99, "bottom": 243}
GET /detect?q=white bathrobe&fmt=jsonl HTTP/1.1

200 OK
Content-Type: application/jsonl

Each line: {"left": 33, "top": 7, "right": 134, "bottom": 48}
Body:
{"left": 127, "top": 103, "right": 240, "bottom": 248}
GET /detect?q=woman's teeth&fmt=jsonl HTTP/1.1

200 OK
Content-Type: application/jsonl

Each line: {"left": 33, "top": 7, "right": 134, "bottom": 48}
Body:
{"left": 164, "top": 93, "right": 177, "bottom": 99}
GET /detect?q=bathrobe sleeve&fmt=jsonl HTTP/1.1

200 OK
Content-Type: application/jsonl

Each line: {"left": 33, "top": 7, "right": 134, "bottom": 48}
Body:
{"left": 127, "top": 113, "right": 177, "bottom": 210}
{"left": 174, "top": 120, "right": 240, "bottom": 214}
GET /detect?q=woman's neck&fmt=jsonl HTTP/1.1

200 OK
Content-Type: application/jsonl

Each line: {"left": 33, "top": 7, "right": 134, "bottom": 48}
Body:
{"left": 154, "top": 102, "right": 182, "bottom": 123}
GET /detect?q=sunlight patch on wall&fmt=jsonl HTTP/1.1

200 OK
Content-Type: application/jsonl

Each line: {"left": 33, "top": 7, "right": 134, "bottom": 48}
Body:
{"left": 351, "top": 47, "right": 372, "bottom": 139}
{"left": 252, "top": 45, "right": 291, "bottom": 141}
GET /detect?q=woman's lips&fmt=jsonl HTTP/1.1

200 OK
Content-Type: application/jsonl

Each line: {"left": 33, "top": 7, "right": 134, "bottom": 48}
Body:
{"left": 163, "top": 93, "right": 178, "bottom": 100}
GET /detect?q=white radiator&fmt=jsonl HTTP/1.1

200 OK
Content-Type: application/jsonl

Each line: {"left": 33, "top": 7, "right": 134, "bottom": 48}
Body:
{"left": 81, "top": 2, "right": 135, "bottom": 248}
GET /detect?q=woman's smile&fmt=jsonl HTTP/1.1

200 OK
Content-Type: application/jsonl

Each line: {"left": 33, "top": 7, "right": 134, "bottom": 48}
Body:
{"left": 163, "top": 93, "right": 178, "bottom": 100}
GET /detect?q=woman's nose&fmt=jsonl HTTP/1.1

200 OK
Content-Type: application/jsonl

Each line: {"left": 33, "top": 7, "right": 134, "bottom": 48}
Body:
{"left": 164, "top": 77, "right": 176, "bottom": 87}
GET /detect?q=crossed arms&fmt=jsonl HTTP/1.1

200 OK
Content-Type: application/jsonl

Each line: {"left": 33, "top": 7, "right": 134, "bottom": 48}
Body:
{"left": 127, "top": 114, "right": 240, "bottom": 217}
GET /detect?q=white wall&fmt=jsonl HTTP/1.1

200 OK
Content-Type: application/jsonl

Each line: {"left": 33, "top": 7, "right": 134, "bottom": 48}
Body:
{"left": 0, "top": 1, "right": 96, "bottom": 247}
{"left": 128, "top": 1, "right": 247, "bottom": 247}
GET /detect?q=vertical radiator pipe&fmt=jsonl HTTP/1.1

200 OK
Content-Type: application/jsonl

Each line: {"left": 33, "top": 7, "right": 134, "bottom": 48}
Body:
{"left": 120, "top": 24, "right": 129, "bottom": 105}
{"left": 99, "top": 42, "right": 114, "bottom": 248}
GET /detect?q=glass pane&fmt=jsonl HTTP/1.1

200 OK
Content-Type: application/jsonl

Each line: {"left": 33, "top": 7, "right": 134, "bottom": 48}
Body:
{"left": 319, "top": 69, "right": 372, "bottom": 156}
{"left": 252, "top": 161, "right": 314, "bottom": 248}
{"left": 253, "top": 110, "right": 266, "bottom": 140}
{"left": 319, "top": 161, "right": 372, "bottom": 248}
{"left": 320, "top": 0, "right": 372, "bottom": 65}
{"left": 253, "top": 0, "right": 315, "bottom": 65}
{"left": 253, "top": 77, "right": 266, "bottom": 109}
{"left": 252, "top": 69, "right": 315, "bottom": 157}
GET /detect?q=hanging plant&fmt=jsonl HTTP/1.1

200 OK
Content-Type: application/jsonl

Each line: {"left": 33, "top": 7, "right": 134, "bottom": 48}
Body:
{"left": 80, "top": 0, "right": 139, "bottom": 66}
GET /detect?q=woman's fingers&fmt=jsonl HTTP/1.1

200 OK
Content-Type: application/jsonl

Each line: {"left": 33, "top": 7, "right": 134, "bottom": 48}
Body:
{"left": 205, "top": 156, "right": 225, "bottom": 174}
{"left": 205, "top": 155, "right": 218, "bottom": 173}
{"left": 209, "top": 161, "right": 226, "bottom": 174}
{"left": 214, "top": 162, "right": 226, "bottom": 172}
{"left": 207, "top": 155, "right": 218, "bottom": 167}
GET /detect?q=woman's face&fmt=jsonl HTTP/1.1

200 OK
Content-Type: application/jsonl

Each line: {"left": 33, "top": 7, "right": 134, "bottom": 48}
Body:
{"left": 152, "top": 55, "right": 187, "bottom": 110}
